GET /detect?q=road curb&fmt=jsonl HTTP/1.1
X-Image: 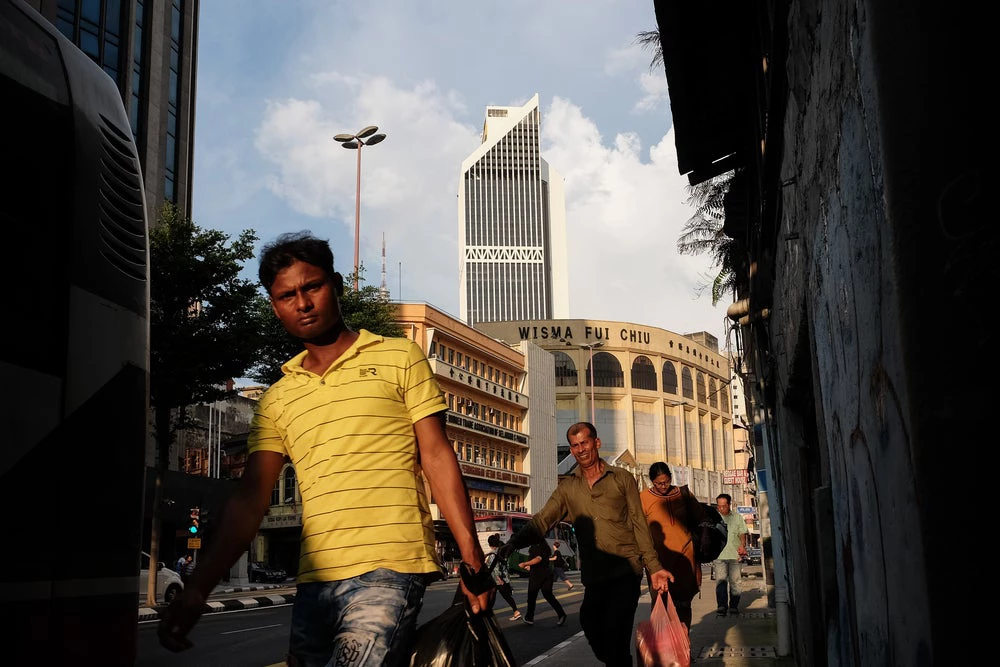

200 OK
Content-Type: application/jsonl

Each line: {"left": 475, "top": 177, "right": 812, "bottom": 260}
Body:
{"left": 138, "top": 591, "right": 296, "bottom": 621}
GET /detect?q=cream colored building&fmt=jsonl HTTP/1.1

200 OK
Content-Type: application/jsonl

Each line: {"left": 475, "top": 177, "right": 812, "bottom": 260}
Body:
{"left": 475, "top": 319, "right": 744, "bottom": 502}
{"left": 395, "top": 302, "right": 560, "bottom": 518}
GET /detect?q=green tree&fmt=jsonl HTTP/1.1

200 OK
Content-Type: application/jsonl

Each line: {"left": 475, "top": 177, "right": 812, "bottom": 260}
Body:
{"left": 339, "top": 267, "right": 405, "bottom": 339}
{"left": 246, "top": 266, "right": 404, "bottom": 386}
{"left": 146, "top": 203, "right": 268, "bottom": 606}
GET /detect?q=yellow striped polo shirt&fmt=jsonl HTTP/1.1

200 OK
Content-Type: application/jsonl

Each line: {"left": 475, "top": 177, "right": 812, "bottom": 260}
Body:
{"left": 248, "top": 329, "right": 448, "bottom": 583}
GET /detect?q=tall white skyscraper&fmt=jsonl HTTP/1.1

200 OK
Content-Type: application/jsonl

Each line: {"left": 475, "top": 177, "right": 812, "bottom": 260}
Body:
{"left": 459, "top": 94, "right": 569, "bottom": 327}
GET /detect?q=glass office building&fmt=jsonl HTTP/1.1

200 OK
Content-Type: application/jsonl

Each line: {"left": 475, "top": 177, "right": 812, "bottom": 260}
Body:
{"left": 459, "top": 93, "right": 569, "bottom": 327}
{"left": 30, "top": 0, "right": 200, "bottom": 221}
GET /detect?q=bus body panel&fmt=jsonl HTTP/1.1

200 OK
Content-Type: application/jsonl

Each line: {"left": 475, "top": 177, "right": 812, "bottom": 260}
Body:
{"left": 0, "top": 1, "right": 150, "bottom": 663}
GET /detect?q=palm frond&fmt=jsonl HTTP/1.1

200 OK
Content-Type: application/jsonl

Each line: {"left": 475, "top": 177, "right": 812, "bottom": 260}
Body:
{"left": 634, "top": 30, "right": 664, "bottom": 72}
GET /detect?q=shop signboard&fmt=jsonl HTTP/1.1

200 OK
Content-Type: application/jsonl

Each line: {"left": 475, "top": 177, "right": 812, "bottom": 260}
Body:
{"left": 723, "top": 468, "right": 749, "bottom": 484}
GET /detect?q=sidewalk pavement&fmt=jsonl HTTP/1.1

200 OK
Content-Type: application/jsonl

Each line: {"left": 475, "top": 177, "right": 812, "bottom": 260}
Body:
{"left": 530, "top": 566, "right": 797, "bottom": 667}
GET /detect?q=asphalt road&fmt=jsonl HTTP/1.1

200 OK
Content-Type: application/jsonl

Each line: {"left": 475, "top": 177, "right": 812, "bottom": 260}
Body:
{"left": 136, "top": 572, "right": 584, "bottom": 666}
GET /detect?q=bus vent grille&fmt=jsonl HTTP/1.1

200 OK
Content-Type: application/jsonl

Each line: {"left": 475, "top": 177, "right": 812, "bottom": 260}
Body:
{"left": 96, "top": 113, "right": 147, "bottom": 282}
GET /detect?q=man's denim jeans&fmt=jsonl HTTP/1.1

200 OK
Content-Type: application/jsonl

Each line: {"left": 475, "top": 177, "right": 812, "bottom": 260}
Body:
{"left": 287, "top": 569, "right": 427, "bottom": 667}
{"left": 712, "top": 559, "right": 743, "bottom": 610}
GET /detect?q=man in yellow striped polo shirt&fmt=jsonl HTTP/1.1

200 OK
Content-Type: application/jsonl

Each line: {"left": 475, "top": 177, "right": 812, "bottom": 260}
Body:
{"left": 159, "top": 232, "right": 493, "bottom": 666}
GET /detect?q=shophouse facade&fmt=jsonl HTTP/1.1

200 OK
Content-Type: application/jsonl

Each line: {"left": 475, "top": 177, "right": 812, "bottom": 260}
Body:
{"left": 395, "top": 302, "right": 556, "bottom": 517}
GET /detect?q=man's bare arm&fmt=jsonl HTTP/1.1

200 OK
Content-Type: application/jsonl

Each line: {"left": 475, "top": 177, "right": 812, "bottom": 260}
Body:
{"left": 415, "top": 414, "right": 492, "bottom": 613}
{"left": 186, "top": 450, "right": 286, "bottom": 596}
{"left": 158, "top": 450, "right": 285, "bottom": 652}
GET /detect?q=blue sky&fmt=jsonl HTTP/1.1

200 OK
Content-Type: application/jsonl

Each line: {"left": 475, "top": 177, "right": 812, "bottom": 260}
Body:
{"left": 192, "top": 0, "right": 733, "bottom": 349}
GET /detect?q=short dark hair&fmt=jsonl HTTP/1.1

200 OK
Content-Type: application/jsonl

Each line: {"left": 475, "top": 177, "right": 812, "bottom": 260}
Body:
{"left": 649, "top": 461, "right": 672, "bottom": 480}
{"left": 258, "top": 231, "right": 338, "bottom": 293}
{"left": 566, "top": 421, "right": 596, "bottom": 441}
{"left": 717, "top": 493, "right": 733, "bottom": 504}
{"left": 487, "top": 533, "right": 502, "bottom": 548}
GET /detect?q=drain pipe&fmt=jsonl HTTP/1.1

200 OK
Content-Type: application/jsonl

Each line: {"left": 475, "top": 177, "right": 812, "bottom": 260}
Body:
{"left": 755, "top": 410, "right": 792, "bottom": 657}
{"left": 775, "top": 581, "right": 791, "bottom": 656}
{"left": 727, "top": 298, "right": 770, "bottom": 326}
{"left": 731, "top": 297, "right": 788, "bottom": 654}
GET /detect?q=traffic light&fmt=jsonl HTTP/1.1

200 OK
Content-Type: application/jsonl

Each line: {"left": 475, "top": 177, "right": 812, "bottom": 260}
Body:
{"left": 189, "top": 507, "right": 200, "bottom": 535}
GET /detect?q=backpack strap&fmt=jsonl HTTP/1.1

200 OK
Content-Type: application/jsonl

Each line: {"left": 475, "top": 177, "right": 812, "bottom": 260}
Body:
{"left": 679, "top": 485, "right": 703, "bottom": 533}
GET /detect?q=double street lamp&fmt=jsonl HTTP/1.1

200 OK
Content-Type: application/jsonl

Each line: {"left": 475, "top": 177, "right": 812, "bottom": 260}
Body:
{"left": 561, "top": 339, "right": 605, "bottom": 425}
{"left": 334, "top": 125, "right": 387, "bottom": 291}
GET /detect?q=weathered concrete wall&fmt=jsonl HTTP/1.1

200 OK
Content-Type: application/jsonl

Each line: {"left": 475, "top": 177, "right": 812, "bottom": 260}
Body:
{"left": 770, "top": 1, "right": 931, "bottom": 664}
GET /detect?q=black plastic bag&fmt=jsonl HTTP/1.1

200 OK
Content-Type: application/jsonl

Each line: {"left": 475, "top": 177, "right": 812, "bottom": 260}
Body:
{"left": 409, "top": 600, "right": 518, "bottom": 667}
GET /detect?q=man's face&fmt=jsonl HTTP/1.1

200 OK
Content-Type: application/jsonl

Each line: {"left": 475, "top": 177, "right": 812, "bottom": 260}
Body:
{"left": 716, "top": 497, "right": 732, "bottom": 515}
{"left": 568, "top": 429, "right": 601, "bottom": 467}
{"left": 268, "top": 260, "right": 342, "bottom": 340}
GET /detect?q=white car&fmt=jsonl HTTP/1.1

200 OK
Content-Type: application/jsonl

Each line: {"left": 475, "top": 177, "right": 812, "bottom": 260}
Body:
{"left": 139, "top": 551, "right": 184, "bottom": 605}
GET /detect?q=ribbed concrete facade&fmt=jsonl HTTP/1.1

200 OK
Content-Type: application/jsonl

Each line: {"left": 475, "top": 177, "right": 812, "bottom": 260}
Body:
{"left": 518, "top": 339, "right": 557, "bottom": 513}
{"left": 458, "top": 93, "right": 568, "bottom": 327}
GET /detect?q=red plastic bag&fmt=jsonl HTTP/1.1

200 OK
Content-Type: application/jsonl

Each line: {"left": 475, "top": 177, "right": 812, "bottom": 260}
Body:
{"left": 635, "top": 591, "right": 690, "bottom": 667}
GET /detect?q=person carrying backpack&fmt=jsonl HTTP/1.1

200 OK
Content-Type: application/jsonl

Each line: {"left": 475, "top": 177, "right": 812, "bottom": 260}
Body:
{"left": 486, "top": 533, "right": 522, "bottom": 621}
{"left": 639, "top": 461, "right": 711, "bottom": 629}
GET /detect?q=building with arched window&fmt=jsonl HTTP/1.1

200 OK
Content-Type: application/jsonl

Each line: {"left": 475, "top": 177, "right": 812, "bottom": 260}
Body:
{"left": 475, "top": 319, "right": 744, "bottom": 502}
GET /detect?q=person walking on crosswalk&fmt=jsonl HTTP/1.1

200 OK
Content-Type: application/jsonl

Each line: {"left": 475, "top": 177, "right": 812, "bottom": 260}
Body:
{"left": 486, "top": 533, "right": 522, "bottom": 621}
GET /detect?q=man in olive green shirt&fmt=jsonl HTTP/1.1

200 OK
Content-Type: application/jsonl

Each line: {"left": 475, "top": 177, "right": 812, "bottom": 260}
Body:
{"left": 501, "top": 422, "right": 672, "bottom": 667}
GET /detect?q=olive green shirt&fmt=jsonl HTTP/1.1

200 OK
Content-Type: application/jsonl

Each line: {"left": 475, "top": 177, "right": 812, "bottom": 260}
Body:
{"left": 510, "top": 462, "right": 664, "bottom": 586}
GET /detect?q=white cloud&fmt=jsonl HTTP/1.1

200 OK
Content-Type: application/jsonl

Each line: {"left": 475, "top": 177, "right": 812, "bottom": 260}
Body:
{"left": 193, "top": 1, "right": 731, "bottom": 345}
{"left": 634, "top": 72, "right": 670, "bottom": 112}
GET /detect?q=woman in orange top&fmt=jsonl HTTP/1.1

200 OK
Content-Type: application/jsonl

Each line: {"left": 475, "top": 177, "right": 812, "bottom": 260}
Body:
{"left": 639, "top": 461, "right": 708, "bottom": 629}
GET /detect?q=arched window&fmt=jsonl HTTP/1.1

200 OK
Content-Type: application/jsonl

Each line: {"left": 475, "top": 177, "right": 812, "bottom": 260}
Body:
{"left": 553, "top": 351, "right": 578, "bottom": 386}
{"left": 721, "top": 386, "right": 730, "bottom": 412}
{"left": 631, "top": 356, "right": 657, "bottom": 391}
{"left": 590, "top": 351, "right": 624, "bottom": 388}
{"left": 709, "top": 378, "right": 719, "bottom": 408}
{"left": 662, "top": 361, "right": 678, "bottom": 394}
{"left": 283, "top": 466, "right": 297, "bottom": 503}
{"left": 696, "top": 373, "right": 707, "bottom": 403}
{"left": 681, "top": 367, "right": 694, "bottom": 399}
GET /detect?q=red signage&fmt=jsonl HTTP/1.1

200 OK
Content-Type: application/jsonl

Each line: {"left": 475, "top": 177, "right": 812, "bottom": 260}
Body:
{"left": 723, "top": 469, "right": 749, "bottom": 484}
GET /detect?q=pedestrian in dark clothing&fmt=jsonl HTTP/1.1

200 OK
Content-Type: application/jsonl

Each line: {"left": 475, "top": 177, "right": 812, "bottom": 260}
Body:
{"left": 550, "top": 541, "right": 574, "bottom": 590}
{"left": 486, "top": 533, "right": 521, "bottom": 620}
{"left": 175, "top": 554, "right": 191, "bottom": 574}
{"left": 517, "top": 538, "right": 566, "bottom": 626}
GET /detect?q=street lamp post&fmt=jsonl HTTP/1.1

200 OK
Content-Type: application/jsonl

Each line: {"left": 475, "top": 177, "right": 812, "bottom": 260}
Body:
{"left": 334, "top": 125, "right": 387, "bottom": 291}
